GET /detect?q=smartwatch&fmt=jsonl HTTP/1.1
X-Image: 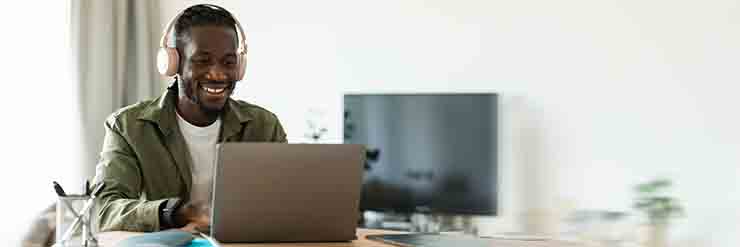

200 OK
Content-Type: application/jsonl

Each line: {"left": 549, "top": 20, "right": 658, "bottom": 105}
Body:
{"left": 160, "top": 198, "right": 184, "bottom": 229}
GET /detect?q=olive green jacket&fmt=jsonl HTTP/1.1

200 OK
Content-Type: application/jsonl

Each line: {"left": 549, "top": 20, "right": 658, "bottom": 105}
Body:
{"left": 92, "top": 88, "right": 287, "bottom": 232}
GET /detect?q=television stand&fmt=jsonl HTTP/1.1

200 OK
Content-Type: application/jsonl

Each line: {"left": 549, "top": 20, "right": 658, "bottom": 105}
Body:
{"left": 361, "top": 211, "right": 413, "bottom": 231}
{"left": 361, "top": 211, "right": 478, "bottom": 235}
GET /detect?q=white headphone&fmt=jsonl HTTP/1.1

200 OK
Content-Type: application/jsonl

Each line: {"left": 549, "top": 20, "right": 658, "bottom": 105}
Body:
{"left": 156, "top": 4, "right": 248, "bottom": 81}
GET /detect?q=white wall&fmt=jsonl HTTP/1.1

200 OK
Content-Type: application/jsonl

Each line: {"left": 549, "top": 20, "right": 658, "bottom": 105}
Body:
{"left": 160, "top": 0, "right": 740, "bottom": 246}
{"left": 0, "top": 1, "right": 81, "bottom": 245}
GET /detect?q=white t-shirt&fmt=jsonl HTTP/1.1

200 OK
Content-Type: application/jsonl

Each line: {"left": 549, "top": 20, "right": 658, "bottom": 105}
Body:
{"left": 175, "top": 111, "right": 221, "bottom": 206}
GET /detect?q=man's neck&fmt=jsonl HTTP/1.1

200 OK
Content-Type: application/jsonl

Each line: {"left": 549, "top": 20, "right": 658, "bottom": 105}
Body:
{"left": 176, "top": 97, "right": 219, "bottom": 127}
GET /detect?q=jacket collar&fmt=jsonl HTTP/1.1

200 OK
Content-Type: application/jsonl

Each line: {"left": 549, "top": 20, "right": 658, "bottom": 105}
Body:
{"left": 137, "top": 82, "right": 253, "bottom": 139}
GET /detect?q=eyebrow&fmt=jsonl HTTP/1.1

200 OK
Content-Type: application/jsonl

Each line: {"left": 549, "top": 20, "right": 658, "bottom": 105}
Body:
{"left": 191, "top": 51, "right": 237, "bottom": 57}
{"left": 191, "top": 51, "right": 211, "bottom": 57}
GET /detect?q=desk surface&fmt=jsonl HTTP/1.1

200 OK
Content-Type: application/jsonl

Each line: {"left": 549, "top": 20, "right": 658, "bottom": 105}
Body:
{"left": 98, "top": 228, "right": 591, "bottom": 247}
{"left": 98, "top": 228, "right": 403, "bottom": 247}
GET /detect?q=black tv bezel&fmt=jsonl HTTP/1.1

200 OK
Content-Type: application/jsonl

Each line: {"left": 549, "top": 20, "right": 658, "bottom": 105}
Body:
{"left": 342, "top": 92, "right": 499, "bottom": 216}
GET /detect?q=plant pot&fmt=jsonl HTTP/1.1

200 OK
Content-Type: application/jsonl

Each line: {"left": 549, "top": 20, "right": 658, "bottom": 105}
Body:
{"left": 647, "top": 224, "right": 668, "bottom": 247}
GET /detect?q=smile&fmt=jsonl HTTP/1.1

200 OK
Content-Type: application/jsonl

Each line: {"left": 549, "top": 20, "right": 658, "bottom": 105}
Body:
{"left": 202, "top": 85, "right": 227, "bottom": 95}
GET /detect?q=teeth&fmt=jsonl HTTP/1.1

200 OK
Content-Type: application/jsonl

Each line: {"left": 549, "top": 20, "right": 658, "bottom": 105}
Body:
{"left": 203, "top": 86, "right": 225, "bottom": 94}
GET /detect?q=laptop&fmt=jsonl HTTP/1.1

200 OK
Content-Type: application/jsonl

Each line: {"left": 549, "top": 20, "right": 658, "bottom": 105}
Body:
{"left": 210, "top": 143, "right": 365, "bottom": 243}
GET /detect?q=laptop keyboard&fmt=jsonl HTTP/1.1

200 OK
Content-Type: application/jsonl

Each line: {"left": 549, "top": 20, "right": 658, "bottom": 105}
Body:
{"left": 367, "top": 234, "right": 493, "bottom": 247}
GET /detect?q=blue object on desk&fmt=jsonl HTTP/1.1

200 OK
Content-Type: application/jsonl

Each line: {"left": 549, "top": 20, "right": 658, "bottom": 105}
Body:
{"left": 186, "top": 238, "right": 214, "bottom": 247}
{"left": 115, "top": 229, "right": 194, "bottom": 247}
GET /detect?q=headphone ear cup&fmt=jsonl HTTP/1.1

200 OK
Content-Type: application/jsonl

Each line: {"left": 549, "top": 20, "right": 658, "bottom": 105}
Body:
{"left": 236, "top": 53, "right": 247, "bottom": 81}
{"left": 157, "top": 47, "right": 180, "bottom": 76}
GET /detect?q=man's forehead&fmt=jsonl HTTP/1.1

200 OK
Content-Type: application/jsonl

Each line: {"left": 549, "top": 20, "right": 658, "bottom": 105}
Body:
{"left": 185, "top": 26, "right": 238, "bottom": 53}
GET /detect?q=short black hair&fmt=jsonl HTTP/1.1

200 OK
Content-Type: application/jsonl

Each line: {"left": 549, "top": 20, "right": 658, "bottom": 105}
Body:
{"left": 174, "top": 4, "right": 238, "bottom": 49}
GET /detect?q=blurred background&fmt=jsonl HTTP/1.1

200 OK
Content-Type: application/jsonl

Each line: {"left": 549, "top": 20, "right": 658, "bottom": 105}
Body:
{"left": 0, "top": 0, "right": 738, "bottom": 246}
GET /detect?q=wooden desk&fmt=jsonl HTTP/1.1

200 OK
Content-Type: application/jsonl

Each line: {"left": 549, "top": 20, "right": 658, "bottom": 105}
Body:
{"left": 98, "top": 228, "right": 403, "bottom": 247}
{"left": 98, "top": 228, "right": 591, "bottom": 246}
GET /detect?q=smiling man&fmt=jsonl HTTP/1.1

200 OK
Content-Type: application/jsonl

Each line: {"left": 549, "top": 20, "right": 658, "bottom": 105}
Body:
{"left": 93, "top": 4, "right": 286, "bottom": 232}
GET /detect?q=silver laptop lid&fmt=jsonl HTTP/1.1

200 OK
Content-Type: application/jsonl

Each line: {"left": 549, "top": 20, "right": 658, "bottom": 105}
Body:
{"left": 211, "top": 143, "right": 365, "bottom": 243}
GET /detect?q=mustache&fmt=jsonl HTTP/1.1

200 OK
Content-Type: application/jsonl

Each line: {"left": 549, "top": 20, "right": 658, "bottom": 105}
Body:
{"left": 186, "top": 80, "right": 237, "bottom": 105}
{"left": 197, "top": 80, "right": 237, "bottom": 89}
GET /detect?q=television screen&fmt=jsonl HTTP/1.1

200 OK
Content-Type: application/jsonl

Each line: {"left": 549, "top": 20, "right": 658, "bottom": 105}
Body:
{"left": 344, "top": 93, "right": 497, "bottom": 215}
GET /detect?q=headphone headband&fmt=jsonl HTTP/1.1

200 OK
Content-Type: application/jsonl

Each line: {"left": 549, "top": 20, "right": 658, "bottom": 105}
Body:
{"left": 159, "top": 4, "right": 247, "bottom": 54}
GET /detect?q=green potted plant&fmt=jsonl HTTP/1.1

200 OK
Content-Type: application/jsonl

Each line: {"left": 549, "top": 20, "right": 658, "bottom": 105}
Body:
{"left": 633, "top": 178, "right": 684, "bottom": 247}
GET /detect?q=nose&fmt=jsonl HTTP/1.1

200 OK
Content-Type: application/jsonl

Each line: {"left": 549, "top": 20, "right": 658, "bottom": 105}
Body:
{"left": 204, "top": 66, "right": 228, "bottom": 81}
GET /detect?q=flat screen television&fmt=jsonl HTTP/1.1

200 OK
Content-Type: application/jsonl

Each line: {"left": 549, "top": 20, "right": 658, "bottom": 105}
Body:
{"left": 343, "top": 93, "right": 498, "bottom": 215}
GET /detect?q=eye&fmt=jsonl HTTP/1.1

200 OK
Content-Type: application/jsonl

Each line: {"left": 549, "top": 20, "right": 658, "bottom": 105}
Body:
{"left": 224, "top": 59, "right": 237, "bottom": 66}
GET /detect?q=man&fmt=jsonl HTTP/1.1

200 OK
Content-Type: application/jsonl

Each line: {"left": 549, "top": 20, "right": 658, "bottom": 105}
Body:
{"left": 93, "top": 4, "right": 286, "bottom": 232}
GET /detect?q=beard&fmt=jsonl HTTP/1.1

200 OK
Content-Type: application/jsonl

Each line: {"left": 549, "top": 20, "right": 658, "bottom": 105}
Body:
{"left": 180, "top": 78, "right": 236, "bottom": 116}
{"left": 192, "top": 92, "right": 221, "bottom": 117}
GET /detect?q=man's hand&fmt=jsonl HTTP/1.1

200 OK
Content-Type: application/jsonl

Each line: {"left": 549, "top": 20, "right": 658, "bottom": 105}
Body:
{"left": 174, "top": 201, "right": 210, "bottom": 233}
